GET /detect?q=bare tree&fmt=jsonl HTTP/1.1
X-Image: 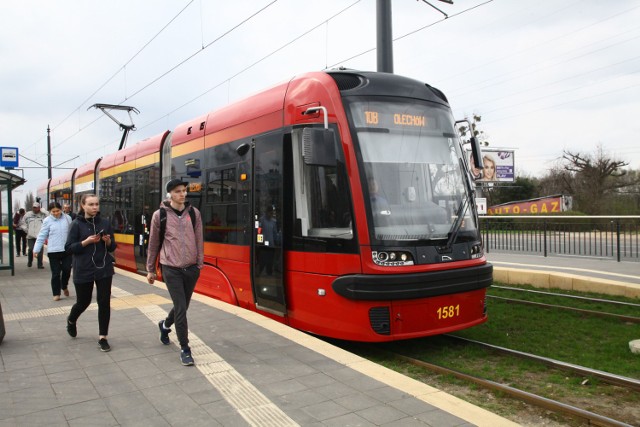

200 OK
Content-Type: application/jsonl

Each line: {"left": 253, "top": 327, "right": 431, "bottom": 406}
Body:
{"left": 24, "top": 192, "right": 35, "bottom": 209}
{"left": 560, "top": 145, "right": 630, "bottom": 214}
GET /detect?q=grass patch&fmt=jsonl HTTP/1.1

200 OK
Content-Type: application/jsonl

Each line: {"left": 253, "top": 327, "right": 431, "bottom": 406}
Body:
{"left": 451, "top": 297, "right": 640, "bottom": 378}
{"left": 489, "top": 283, "right": 640, "bottom": 318}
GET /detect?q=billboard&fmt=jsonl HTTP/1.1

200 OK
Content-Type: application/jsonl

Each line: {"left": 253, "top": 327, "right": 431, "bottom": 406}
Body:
{"left": 466, "top": 149, "right": 514, "bottom": 183}
{"left": 487, "top": 195, "right": 573, "bottom": 215}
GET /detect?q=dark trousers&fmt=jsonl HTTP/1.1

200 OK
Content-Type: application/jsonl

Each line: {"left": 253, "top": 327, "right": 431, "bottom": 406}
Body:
{"left": 27, "top": 238, "right": 43, "bottom": 267}
{"left": 15, "top": 230, "right": 26, "bottom": 255}
{"left": 69, "top": 277, "right": 113, "bottom": 336}
{"left": 47, "top": 252, "right": 72, "bottom": 296}
{"left": 161, "top": 265, "right": 200, "bottom": 349}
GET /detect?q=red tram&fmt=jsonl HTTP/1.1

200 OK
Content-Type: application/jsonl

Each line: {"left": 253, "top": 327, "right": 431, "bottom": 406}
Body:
{"left": 43, "top": 70, "right": 492, "bottom": 341}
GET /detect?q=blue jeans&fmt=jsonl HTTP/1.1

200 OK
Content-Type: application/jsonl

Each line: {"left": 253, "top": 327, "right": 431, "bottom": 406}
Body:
{"left": 47, "top": 251, "right": 72, "bottom": 296}
{"left": 161, "top": 265, "right": 200, "bottom": 349}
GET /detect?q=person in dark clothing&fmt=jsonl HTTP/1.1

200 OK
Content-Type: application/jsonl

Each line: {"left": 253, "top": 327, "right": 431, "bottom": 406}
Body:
{"left": 12, "top": 208, "right": 27, "bottom": 256}
{"left": 146, "top": 179, "right": 204, "bottom": 366}
{"left": 63, "top": 203, "right": 77, "bottom": 220}
{"left": 64, "top": 194, "right": 117, "bottom": 352}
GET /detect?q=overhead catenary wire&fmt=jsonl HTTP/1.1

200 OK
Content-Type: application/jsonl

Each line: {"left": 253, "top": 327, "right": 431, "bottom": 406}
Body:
{"left": 51, "top": 0, "right": 196, "bottom": 134}
{"left": 23, "top": 1, "right": 640, "bottom": 179}
{"left": 49, "top": 0, "right": 280, "bottom": 152}
{"left": 52, "top": 1, "right": 361, "bottom": 158}
{"left": 326, "top": 0, "right": 494, "bottom": 69}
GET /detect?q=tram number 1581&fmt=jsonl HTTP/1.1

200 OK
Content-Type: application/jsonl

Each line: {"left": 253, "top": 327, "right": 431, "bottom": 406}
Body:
{"left": 436, "top": 305, "right": 460, "bottom": 320}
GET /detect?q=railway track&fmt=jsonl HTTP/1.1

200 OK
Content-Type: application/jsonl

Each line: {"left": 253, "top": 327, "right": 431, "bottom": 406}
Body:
{"left": 389, "top": 350, "right": 634, "bottom": 427}
{"left": 490, "top": 285, "right": 640, "bottom": 323}
{"left": 445, "top": 335, "right": 640, "bottom": 392}
{"left": 382, "top": 343, "right": 637, "bottom": 427}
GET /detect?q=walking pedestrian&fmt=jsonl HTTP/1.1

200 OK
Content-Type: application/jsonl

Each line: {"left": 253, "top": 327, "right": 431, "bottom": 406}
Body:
{"left": 63, "top": 203, "right": 77, "bottom": 220}
{"left": 33, "top": 202, "right": 73, "bottom": 301}
{"left": 25, "top": 202, "right": 48, "bottom": 268}
{"left": 65, "top": 194, "right": 117, "bottom": 352}
{"left": 12, "top": 208, "right": 27, "bottom": 257}
{"left": 146, "top": 179, "right": 203, "bottom": 366}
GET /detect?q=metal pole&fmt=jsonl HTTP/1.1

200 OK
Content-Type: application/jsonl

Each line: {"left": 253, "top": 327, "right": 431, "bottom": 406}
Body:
{"left": 376, "top": 0, "right": 393, "bottom": 73}
{"left": 616, "top": 220, "right": 621, "bottom": 262}
{"left": 47, "top": 125, "right": 52, "bottom": 180}
{"left": 543, "top": 219, "right": 548, "bottom": 257}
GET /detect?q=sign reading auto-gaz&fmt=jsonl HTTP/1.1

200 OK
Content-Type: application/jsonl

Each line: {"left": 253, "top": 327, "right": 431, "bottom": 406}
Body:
{"left": 488, "top": 196, "right": 564, "bottom": 215}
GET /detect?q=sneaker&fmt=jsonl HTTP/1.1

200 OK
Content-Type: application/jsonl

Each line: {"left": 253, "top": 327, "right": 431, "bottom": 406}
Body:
{"left": 37, "top": 265, "right": 45, "bottom": 269}
{"left": 158, "top": 321, "right": 171, "bottom": 345}
{"left": 53, "top": 295, "right": 61, "bottom": 301}
{"left": 98, "top": 338, "right": 111, "bottom": 352}
{"left": 66, "top": 317, "right": 77, "bottom": 338}
{"left": 16, "top": 253, "right": 20, "bottom": 257}
{"left": 180, "top": 348, "right": 194, "bottom": 366}
{"left": 28, "top": 261, "right": 32, "bottom": 267}
{"left": 63, "top": 288, "right": 70, "bottom": 297}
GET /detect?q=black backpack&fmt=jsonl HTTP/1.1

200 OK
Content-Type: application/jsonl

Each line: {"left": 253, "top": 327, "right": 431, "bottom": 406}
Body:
{"left": 158, "top": 207, "right": 197, "bottom": 247}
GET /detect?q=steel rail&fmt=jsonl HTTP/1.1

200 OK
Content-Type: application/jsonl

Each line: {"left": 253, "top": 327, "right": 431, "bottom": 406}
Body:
{"left": 492, "top": 285, "right": 640, "bottom": 308}
{"left": 487, "top": 295, "right": 640, "bottom": 323}
{"left": 446, "top": 335, "right": 640, "bottom": 392}
{"left": 391, "top": 352, "right": 634, "bottom": 427}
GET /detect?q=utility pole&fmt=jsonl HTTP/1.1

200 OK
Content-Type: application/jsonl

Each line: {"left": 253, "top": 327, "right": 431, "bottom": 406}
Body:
{"left": 376, "top": 0, "right": 394, "bottom": 73}
{"left": 47, "top": 125, "right": 52, "bottom": 179}
{"left": 377, "top": 0, "right": 453, "bottom": 74}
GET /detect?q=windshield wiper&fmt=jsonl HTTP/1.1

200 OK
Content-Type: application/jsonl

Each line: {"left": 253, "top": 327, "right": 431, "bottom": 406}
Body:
{"left": 354, "top": 127, "right": 390, "bottom": 133}
{"left": 441, "top": 196, "right": 468, "bottom": 252}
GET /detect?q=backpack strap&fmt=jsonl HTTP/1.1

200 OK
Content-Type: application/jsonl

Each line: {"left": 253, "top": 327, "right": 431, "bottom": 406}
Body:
{"left": 159, "top": 208, "right": 167, "bottom": 247}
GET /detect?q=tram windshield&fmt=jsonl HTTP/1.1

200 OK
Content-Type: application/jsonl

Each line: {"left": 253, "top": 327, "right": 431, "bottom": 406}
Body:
{"left": 347, "top": 99, "right": 478, "bottom": 242}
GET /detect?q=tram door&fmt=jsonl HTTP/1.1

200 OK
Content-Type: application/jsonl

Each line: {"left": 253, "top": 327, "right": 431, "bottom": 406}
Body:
{"left": 133, "top": 167, "right": 158, "bottom": 273}
{"left": 252, "top": 134, "right": 286, "bottom": 315}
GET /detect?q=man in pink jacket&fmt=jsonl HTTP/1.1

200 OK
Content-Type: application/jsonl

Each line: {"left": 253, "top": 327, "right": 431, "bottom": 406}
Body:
{"left": 146, "top": 179, "right": 204, "bottom": 366}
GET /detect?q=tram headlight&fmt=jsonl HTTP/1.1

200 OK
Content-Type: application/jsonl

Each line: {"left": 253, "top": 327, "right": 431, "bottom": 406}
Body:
{"left": 372, "top": 251, "right": 414, "bottom": 266}
{"left": 470, "top": 243, "right": 484, "bottom": 259}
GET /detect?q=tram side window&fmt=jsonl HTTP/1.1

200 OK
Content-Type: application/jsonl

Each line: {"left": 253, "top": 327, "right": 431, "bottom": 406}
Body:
{"left": 292, "top": 128, "right": 353, "bottom": 241}
{"left": 99, "top": 177, "right": 115, "bottom": 221}
{"left": 204, "top": 167, "right": 245, "bottom": 244}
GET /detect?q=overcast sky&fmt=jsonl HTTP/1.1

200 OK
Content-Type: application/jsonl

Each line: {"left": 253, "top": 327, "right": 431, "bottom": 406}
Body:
{"left": 2, "top": 0, "right": 639, "bottom": 203}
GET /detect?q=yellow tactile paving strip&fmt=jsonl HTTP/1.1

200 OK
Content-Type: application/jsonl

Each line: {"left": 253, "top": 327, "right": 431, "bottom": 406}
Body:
{"left": 109, "top": 293, "right": 172, "bottom": 310}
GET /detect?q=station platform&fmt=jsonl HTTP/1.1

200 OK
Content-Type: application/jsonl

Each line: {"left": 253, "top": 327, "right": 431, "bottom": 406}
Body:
{"left": 0, "top": 259, "right": 517, "bottom": 427}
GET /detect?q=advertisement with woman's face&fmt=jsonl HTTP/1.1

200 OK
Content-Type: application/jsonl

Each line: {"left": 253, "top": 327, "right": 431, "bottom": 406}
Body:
{"left": 466, "top": 149, "right": 515, "bottom": 182}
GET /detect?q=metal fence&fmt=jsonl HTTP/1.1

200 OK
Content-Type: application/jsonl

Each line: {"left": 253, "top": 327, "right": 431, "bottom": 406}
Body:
{"left": 479, "top": 216, "right": 640, "bottom": 262}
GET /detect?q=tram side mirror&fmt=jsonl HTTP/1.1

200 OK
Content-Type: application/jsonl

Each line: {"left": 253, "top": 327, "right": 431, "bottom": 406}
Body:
{"left": 302, "top": 128, "right": 337, "bottom": 167}
{"left": 470, "top": 136, "right": 483, "bottom": 172}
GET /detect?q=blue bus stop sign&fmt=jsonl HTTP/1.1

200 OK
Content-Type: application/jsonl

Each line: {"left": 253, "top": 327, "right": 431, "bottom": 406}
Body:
{"left": 0, "top": 147, "right": 19, "bottom": 168}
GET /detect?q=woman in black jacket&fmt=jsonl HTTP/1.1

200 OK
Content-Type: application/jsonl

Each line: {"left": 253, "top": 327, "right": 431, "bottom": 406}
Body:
{"left": 64, "top": 194, "right": 117, "bottom": 352}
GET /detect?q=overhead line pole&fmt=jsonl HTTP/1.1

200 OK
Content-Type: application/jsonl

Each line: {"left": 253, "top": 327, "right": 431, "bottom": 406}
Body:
{"left": 47, "top": 125, "right": 52, "bottom": 180}
{"left": 376, "top": 0, "right": 394, "bottom": 73}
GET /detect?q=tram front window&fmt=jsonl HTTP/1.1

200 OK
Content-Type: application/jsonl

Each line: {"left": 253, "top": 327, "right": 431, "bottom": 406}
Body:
{"left": 348, "top": 100, "right": 478, "bottom": 242}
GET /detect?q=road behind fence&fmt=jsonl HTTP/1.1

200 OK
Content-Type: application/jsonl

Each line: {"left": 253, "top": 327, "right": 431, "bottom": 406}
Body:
{"left": 480, "top": 215, "right": 640, "bottom": 262}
